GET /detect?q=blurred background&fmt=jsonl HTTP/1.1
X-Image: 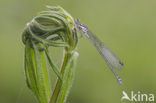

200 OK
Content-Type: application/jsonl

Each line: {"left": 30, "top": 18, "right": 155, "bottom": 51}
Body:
{"left": 0, "top": 0, "right": 156, "bottom": 103}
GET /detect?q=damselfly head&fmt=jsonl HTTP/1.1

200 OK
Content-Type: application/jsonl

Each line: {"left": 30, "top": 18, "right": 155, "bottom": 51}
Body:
{"left": 75, "top": 19, "right": 89, "bottom": 34}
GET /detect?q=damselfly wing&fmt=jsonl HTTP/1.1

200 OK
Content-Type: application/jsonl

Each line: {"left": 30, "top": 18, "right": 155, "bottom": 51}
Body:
{"left": 75, "top": 19, "right": 123, "bottom": 84}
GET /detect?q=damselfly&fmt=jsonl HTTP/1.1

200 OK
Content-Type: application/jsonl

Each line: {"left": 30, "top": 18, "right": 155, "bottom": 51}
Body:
{"left": 75, "top": 19, "right": 124, "bottom": 84}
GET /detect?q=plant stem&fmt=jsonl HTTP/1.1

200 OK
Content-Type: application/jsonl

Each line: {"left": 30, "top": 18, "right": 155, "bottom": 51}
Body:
{"left": 49, "top": 50, "right": 70, "bottom": 103}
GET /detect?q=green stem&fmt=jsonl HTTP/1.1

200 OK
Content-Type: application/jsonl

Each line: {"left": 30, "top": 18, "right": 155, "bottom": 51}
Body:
{"left": 33, "top": 43, "right": 51, "bottom": 103}
{"left": 49, "top": 50, "right": 70, "bottom": 103}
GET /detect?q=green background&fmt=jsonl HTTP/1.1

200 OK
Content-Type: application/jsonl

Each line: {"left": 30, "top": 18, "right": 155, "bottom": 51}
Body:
{"left": 0, "top": 0, "right": 156, "bottom": 103}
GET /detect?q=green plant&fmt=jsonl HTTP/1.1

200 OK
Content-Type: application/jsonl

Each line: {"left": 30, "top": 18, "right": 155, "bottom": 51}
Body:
{"left": 22, "top": 6, "right": 79, "bottom": 103}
